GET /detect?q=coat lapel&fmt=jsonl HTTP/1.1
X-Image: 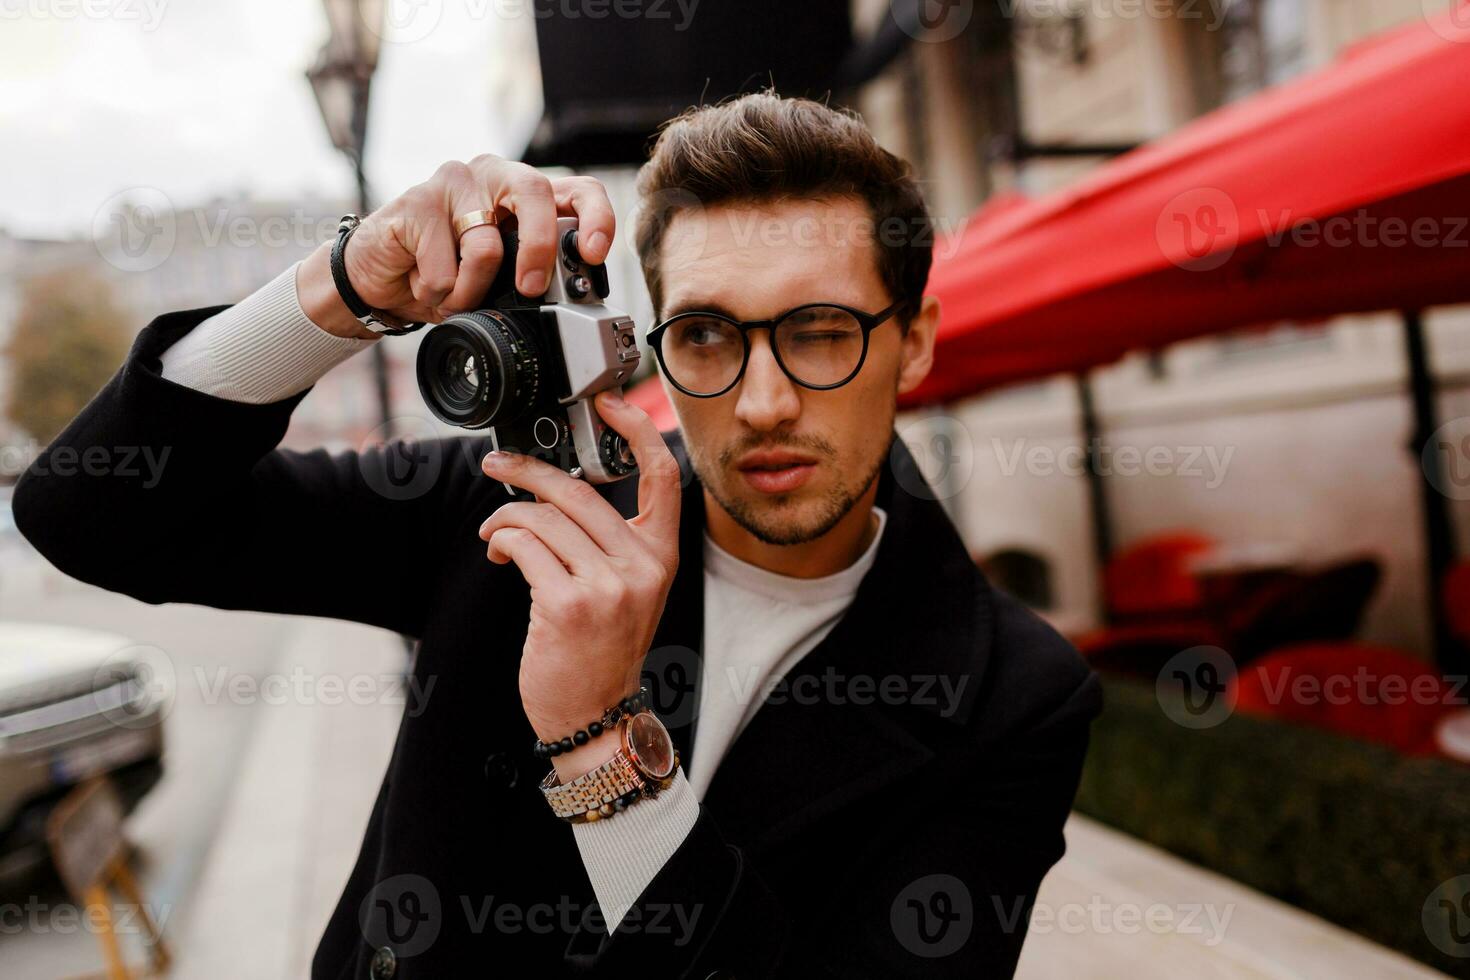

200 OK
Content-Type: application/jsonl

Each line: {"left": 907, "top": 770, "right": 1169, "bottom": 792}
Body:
{"left": 609, "top": 430, "right": 996, "bottom": 851}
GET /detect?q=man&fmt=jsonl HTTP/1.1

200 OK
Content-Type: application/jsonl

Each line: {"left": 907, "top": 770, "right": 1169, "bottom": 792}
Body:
{"left": 15, "top": 92, "right": 1100, "bottom": 977}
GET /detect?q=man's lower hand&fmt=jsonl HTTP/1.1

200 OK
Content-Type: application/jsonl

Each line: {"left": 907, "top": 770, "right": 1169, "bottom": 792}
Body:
{"left": 478, "top": 389, "right": 684, "bottom": 783}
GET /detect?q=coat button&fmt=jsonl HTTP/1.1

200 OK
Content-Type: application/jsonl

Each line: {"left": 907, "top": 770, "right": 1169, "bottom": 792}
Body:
{"left": 369, "top": 945, "right": 396, "bottom": 979}
{"left": 484, "top": 751, "right": 518, "bottom": 790}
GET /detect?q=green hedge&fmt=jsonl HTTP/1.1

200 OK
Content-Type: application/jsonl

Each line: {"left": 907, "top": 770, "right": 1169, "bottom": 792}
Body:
{"left": 1075, "top": 677, "right": 1470, "bottom": 977}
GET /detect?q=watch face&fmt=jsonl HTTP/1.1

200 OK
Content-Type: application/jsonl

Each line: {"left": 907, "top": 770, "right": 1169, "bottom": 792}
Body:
{"left": 624, "top": 712, "right": 675, "bottom": 780}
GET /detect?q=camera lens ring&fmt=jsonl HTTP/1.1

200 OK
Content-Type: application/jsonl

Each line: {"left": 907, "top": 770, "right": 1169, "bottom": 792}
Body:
{"left": 599, "top": 428, "right": 638, "bottom": 477}
{"left": 416, "top": 310, "right": 539, "bottom": 429}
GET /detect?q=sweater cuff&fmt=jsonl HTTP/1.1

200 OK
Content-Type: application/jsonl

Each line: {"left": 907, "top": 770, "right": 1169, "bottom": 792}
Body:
{"left": 571, "top": 766, "right": 700, "bottom": 933}
{"left": 157, "top": 260, "right": 376, "bottom": 404}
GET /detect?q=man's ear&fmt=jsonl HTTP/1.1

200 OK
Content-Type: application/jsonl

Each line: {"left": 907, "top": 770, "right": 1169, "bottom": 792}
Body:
{"left": 896, "top": 294, "right": 940, "bottom": 396}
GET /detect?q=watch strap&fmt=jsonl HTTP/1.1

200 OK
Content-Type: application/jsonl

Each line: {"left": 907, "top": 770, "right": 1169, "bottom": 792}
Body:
{"left": 541, "top": 753, "right": 644, "bottom": 819}
{"left": 540, "top": 750, "right": 680, "bottom": 822}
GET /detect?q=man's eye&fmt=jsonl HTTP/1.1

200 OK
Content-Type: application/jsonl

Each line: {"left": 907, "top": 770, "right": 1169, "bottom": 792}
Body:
{"left": 789, "top": 331, "right": 851, "bottom": 345}
{"left": 679, "top": 320, "right": 732, "bottom": 347}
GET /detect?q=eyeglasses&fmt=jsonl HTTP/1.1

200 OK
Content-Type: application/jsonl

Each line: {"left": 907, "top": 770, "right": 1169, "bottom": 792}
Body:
{"left": 645, "top": 299, "right": 905, "bottom": 398}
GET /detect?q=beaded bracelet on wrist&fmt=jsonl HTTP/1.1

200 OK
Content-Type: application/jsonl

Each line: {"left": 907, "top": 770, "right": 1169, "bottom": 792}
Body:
{"left": 532, "top": 686, "right": 649, "bottom": 759}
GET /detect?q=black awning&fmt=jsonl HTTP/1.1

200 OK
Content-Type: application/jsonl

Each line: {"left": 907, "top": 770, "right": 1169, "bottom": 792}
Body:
{"left": 521, "top": 0, "right": 916, "bottom": 169}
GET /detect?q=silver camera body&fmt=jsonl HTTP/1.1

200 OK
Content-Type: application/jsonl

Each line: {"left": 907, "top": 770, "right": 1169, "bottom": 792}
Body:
{"left": 416, "top": 216, "right": 643, "bottom": 487}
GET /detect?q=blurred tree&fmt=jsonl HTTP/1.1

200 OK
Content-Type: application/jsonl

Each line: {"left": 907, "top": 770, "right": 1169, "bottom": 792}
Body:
{"left": 5, "top": 269, "right": 130, "bottom": 444}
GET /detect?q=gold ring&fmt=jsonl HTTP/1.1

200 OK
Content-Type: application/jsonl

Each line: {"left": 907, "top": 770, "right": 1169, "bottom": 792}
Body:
{"left": 453, "top": 209, "right": 497, "bottom": 239}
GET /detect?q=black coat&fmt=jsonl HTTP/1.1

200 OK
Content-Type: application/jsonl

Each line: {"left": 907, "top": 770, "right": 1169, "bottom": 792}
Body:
{"left": 14, "top": 305, "right": 1102, "bottom": 979}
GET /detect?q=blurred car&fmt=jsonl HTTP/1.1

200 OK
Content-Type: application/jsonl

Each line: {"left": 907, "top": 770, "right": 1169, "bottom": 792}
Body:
{"left": 0, "top": 622, "right": 166, "bottom": 877}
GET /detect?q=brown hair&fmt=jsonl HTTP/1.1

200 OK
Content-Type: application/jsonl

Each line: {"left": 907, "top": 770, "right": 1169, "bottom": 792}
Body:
{"left": 633, "top": 91, "right": 932, "bottom": 328}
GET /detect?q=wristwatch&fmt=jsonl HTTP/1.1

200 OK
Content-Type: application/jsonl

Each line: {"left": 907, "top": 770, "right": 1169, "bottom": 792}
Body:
{"left": 540, "top": 710, "right": 679, "bottom": 822}
{"left": 330, "top": 214, "right": 425, "bottom": 336}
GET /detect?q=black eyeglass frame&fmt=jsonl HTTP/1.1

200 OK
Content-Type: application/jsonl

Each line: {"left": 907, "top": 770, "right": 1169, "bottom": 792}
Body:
{"left": 644, "top": 299, "right": 907, "bottom": 398}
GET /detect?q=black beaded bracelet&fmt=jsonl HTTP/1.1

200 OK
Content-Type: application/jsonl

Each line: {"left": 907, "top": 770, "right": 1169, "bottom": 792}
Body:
{"left": 532, "top": 687, "right": 649, "bottom": 759}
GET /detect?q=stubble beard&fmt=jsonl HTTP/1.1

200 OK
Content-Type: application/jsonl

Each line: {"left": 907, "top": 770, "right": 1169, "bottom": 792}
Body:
{"left": 693, "top": 437, "right": 886, "bottom": 547}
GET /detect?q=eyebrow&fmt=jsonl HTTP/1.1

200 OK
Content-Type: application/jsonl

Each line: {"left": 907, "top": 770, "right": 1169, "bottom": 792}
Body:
{"left": 661, "top": 300, "right": 744, "bottom": 321}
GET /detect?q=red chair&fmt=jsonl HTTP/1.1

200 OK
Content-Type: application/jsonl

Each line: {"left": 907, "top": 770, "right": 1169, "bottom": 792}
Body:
{"left": 1232, "top": 642, "right": 1460, "bottom": 756}
{"left": 1074, "top": 532, "right": 1219, "bottom": 677}
{"left": 1103, "top": 531, "right": 1216, "bottom": 621}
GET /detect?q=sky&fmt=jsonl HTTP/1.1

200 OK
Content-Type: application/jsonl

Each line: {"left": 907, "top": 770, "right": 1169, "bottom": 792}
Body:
{"left": 0, "top": 0, "right": 543, "bottom": 239}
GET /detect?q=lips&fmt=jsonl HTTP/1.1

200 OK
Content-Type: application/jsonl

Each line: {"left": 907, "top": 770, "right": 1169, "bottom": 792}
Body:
{"left": 736, "top": 449, "right": 819, "bottom": 495}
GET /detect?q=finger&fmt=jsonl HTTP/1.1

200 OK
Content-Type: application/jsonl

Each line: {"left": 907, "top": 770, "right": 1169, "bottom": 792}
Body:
{"left": 492, "top": 166, "right": 558, "bottom": 297}
{"left": 592, "top": 390, "right": 681, "bottom": 542}
{"left": 552, "top": 176, "right": 616, "bottom": 264}
{"left": 436, "top": 167, "right": 503, "bottom": 315}
{"left": 443, "top": 220, "right": 504, "bottom": 317}
{"left": 488, "top": 527, "right": 572, "bottom": 591}
{"left": 410, "top": 213, "right": 459, "bottom": 311}
{"left": 403, "top": 269, "right": 443, "bottom": 323}
{"left": 479, "top": 501, "right": 607, "bottom": 575}
{"left": 480, "top": 450, "right": 643, "bottom": 558}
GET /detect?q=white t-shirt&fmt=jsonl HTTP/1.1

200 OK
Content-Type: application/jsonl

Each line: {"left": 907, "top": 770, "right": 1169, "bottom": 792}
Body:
{"left": 688, "top": 507, "right": 888, "bottom": 798}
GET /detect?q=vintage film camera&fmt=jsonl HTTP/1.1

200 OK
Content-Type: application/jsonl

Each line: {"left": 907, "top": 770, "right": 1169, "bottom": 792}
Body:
{"left": 416, "top": 216, "right": 642, "bottom": 487}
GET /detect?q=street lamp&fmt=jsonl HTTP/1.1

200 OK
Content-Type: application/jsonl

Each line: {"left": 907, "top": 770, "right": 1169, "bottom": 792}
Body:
{"left": 307, "top": 0, "right": 392, "bottom": 433}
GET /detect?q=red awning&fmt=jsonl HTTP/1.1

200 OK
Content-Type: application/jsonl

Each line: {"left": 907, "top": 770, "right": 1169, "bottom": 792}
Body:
{"left": 630, "top": 5, "right": 1470, "bottom": 423}
{"left": 907, "top": 5, "right": 1470, "bottom": 405}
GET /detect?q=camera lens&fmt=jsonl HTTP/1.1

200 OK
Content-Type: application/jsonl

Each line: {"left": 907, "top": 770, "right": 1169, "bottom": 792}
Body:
{"left": 416, "top": 310, "right": 540, "bottom": 429}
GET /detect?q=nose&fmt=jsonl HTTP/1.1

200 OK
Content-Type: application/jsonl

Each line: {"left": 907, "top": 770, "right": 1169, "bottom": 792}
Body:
{"left": 733, "top": 330, "right": 801, "bottom": 432}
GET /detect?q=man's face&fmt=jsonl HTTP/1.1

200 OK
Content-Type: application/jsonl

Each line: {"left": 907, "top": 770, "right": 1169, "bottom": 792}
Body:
{"left": 655, "top": 195, "right": 937, "bottom": 546}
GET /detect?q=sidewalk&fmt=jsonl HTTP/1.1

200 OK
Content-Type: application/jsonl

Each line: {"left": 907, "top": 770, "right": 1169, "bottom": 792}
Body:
{"left": 169, "top": 618, "right": 404, "bottom": 978}
{"left": 1018, "top": 816, "right": 1448, "bottom": 979}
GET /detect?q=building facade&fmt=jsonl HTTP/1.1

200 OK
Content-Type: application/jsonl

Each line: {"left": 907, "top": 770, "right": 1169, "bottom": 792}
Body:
{"left": 855, "top": 0, "right": 1470, "bottom": 655}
